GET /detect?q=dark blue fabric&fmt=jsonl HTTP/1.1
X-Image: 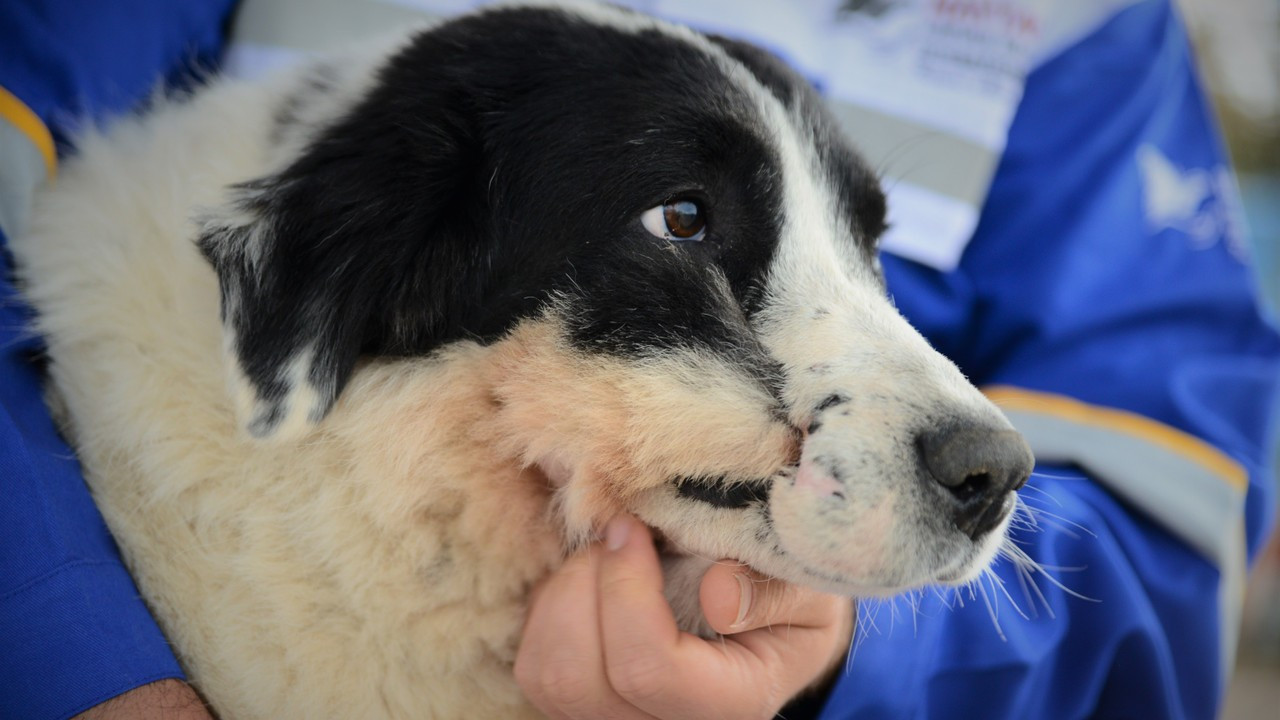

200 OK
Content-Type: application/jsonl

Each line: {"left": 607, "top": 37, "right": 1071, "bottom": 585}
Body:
{"left": 0, "top": 0, "right": 235, "bottom": 149}
{"left": 0, "top": 2, "right": 236, "bottom": 718}
{"left": 820, "top": 466, "right": 1226, "bottom": 720}
{"left": 0, "top": 238, "right": 186, "bottom": 720}
{"left": 819, "top": 1, "right": 1280, "bottom": 718}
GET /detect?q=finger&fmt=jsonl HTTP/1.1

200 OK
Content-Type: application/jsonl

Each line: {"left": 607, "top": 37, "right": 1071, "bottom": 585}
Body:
{"left": 699, "top": 562, "right": 856, "bottom": 705}
{"left": 706, "top": 566, "right": 855, "bottom": 696}
{"left": 516, "top": 549, "right": 653, "bottom": 720}
{"left": 698, "top": 562, "right": 846, "bottom": 635}
{"left": 596, "top": 515, "right": 780, "bottom": 718}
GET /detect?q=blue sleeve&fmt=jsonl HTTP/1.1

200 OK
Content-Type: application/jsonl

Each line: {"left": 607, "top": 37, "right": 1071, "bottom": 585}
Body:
{"left": 0, "top": 3, "right": 237, "bottom": 718}
{"left": 818, "top": 2, "right": 1280, "bottom": 719}
{"left": 0, "top": 0, "right": 235, "bottom": 147}
{"left": 0, "top": 253, "right": 189, "bottom": 719}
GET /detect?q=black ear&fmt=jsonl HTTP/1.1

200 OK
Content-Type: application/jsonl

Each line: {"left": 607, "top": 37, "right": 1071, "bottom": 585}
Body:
{"left": 197, "top": 63, "right": 484, "bottom": 439}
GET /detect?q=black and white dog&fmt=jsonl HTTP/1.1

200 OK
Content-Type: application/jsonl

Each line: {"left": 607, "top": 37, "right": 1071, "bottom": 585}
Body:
{"left": 13, "top": 4, "right": 1032, "bottom": 718}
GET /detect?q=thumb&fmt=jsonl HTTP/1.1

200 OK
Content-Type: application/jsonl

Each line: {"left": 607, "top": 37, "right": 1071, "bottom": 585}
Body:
{"left": 699, "top": 561, "right": 845, "bottom": 635}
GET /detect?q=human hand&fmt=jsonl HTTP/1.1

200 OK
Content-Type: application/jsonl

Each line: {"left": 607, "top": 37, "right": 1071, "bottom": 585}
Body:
{"left": 515, "top": 515, "right": 854, "bottom": 719}
{"left": 72, "top": 678, "right": 212, "bottom": 720}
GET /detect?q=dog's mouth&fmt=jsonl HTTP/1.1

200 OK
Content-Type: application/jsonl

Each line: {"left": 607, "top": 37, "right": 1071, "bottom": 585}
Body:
{"left": 639, "top": 455, "right": 1021, "bottom": 599}
{"left": 771, "top": 523, "right": 1010, "bottom": 596}
{"left": 755, "top": 471, "right": 1021, "bottom": 596}
{"left": 672, "top": 474, "right": 774, "bottom": 509}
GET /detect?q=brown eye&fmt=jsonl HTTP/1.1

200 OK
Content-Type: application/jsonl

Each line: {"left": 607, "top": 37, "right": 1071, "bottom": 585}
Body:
{"left": 640, "top": 199, "right": 707, "bottom": 242}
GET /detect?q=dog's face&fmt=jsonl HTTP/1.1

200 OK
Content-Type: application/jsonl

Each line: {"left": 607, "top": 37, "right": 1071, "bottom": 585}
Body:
{"left": 198, "top": 5, "right": 1032, "bottom": 598}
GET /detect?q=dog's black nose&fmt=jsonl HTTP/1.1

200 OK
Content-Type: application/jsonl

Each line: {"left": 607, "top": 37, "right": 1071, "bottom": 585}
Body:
{"left": 917, "top": 425, "right": 1034, "bottom": 540}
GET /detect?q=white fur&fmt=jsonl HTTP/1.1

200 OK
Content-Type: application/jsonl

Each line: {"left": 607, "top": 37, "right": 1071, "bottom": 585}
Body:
{"left": 12, "top": 9, "right": 1023, "bottom": 718}
{"left": 17, "top": 62, "right": 558, "bottom": 719}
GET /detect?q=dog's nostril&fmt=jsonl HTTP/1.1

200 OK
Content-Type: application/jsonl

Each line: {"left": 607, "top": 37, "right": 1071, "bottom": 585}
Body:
{"left": 949, "top": 471, "right": 992, "bottom": 504}
{"left": 916, "top": 425, "right": 1034, "bottom": 540}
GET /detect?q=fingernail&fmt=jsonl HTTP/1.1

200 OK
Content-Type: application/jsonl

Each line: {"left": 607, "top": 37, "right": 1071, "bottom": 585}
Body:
{"left": 605, "top": 516, "right": 632, "bottom": 551}
{"left": 730, "top": 573, "right": 753, "bottom": 629}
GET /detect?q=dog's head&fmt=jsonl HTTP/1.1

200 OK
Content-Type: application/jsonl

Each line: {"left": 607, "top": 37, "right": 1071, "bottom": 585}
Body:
{"left": 198, "top": 5, "right": 1032, "bottom": 598}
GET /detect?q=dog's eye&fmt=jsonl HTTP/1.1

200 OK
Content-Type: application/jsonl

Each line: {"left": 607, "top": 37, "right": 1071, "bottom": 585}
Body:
{"left": 640, "top": 199, "right": 706, "bottom": 242}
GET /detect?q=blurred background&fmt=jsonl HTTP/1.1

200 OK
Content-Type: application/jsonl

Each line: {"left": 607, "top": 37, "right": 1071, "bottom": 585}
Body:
{"left": 1180, "top": 0, "right": 1280, "bottom": 717}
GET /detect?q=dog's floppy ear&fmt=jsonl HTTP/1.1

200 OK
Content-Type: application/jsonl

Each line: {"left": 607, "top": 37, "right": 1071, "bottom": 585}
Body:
{"left": 197, "top": 72, "right": 484, "bottom": 440}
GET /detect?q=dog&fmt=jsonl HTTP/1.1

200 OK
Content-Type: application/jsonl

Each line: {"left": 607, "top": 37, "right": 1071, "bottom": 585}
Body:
{"left": 12, "top": 4, "right": 1033, "bottom": 717}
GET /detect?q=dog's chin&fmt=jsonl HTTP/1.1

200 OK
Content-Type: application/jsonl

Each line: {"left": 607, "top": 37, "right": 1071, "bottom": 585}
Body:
{"left": 761, "top": 504, "right": 1015, "bottom": 598}
{"left": 925, "top": 513, "right": 1015, "bottom": 587}
{"left": 765, "top": 558, "right": 944, "bottom": 599}
{"left": 774, "top": 549, "right": 1005, "bottom": 600}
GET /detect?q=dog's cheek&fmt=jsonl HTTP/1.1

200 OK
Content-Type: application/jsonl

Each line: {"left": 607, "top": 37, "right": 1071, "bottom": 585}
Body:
{"left": 479, "top": 320, "right": 631, "bottom": 541}
{"left": 481, "top": 317, "right": 797, "bottom": 542}
{"left": 245, "top": 344, "right": 569, "bottom": 617}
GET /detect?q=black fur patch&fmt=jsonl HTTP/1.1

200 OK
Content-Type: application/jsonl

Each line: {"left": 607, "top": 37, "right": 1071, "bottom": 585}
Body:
{"left": 708, "top": 35, "right": 887, "bottom": 252}
{"left": 198, "top": 7, "right": 886, "bottom": 431}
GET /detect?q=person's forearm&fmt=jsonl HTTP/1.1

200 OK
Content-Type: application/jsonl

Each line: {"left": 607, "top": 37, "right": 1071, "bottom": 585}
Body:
{"left": 72, "top": 679, "right": 212, "bottom": 720}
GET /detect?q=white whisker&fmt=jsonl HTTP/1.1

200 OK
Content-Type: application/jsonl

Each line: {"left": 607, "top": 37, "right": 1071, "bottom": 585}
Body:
{"left": 1026, "top": 469, "right": 1085, "bottom": 483}
{"left": 974, "top": 572, "right": 1006, "bottom": 641}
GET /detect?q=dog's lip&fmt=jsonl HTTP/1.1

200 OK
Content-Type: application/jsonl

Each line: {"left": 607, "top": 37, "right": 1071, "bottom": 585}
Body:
{"left": 932, "top": 501, "right": 1015, "bottom": 585}
{"left": 969, "top": 493, "right": 1016, "bottom": 540}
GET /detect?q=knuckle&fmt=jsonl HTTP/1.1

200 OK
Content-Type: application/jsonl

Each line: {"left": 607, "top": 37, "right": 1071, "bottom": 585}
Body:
{"left": 597, "top": 571, "right": 642, "bottom": 600}
{"left": 536, "top": 659, "right": 598, "bottom": 709}
{"left": 547, "top": 552, "right": 596, "bottom": 590}
{"left": 762, "top": 677, "right": 790, "bottom": 718}
{"left": 606, "top": 649, "right": 669, "bottom": 703}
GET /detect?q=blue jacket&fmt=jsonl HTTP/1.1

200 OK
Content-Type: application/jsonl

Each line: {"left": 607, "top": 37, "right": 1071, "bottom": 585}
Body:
{"left": 0, "top": 3, "right": 236, "bottom": 718}
{"left": 1, "top": 1, "right": 1276, "bottom": 718}
{"left": 819, "top": 2, "right": 1280, "bottom": 718}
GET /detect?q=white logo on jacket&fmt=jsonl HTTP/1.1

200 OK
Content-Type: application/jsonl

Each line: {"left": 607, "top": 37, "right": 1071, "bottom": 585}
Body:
{"left": 1137, "top": 143, "right": 1247, "bottom": 259}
